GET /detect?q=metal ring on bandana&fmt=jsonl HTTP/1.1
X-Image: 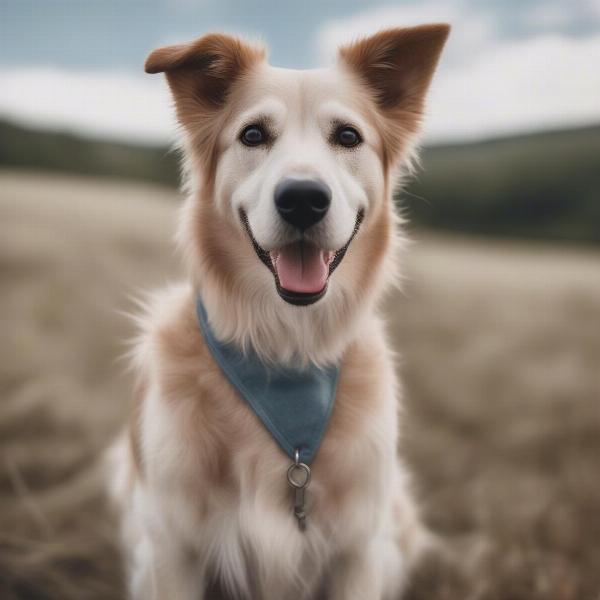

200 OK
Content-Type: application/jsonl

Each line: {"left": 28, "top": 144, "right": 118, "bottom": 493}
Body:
{"left": 287, "top": 462, "right": 311, "bottom": 489}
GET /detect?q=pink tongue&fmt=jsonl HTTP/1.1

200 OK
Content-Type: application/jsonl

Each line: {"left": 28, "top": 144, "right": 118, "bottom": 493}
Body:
{"left": 274, "top": 242, "right": 330, "bottom": 294}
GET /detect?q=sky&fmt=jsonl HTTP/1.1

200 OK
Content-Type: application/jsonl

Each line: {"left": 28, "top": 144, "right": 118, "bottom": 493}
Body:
{"left": 1, "top": 0, "right": 599, "bottom": 145}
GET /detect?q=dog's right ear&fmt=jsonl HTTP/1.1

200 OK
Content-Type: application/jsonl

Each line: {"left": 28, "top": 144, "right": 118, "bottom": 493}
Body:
{"left": 339, "top": 25, "right": 449, "bottom": 164}
{"left": 145, "top": 33, "right": 265, "bottom": 109}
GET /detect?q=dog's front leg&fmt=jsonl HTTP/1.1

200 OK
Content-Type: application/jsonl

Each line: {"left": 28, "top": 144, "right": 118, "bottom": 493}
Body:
{"left": 129, "top": 533, "right": 204, "bottom": 600}
{"left": 327, "top": 543, "right": 385, "bottom": 600}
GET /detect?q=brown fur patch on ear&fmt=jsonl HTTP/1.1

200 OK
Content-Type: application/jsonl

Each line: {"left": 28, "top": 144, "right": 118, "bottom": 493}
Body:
{"left": 145, "top": 34, "right": 266, "bottom": 108}
{"left": 339, "top": 24, "right": 450, "bottom": 113}
{"left": 339, "top": 24, "right": 449, "bottom": 161}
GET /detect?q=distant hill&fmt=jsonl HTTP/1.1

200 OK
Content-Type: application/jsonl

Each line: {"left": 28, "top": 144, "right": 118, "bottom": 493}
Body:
{"left": 1, "top": 119, "right": 599, "bottom": 244}
{"left": 0, "top": 120, "right": 179, "bottom": 187}
{"left": 411, "top": 126, "right": 600, "bottom": 243}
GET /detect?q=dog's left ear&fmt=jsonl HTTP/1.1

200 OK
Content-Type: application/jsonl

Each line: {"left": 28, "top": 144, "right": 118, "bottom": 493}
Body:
{"left": 145, "top": 33, "right": 265, "bottom": 111}
{"left": 339, "top": 24, "right": 450, "bottom": 144}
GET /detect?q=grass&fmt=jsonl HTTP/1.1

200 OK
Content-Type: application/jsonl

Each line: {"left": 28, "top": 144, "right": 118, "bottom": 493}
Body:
{"left": 1, "top": 171, "right": 599, "bottom": 599}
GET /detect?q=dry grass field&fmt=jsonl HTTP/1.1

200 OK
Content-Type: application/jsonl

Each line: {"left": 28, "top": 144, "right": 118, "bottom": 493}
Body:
{"left": 1, "top": 170, "right": 599, "bottom": 600}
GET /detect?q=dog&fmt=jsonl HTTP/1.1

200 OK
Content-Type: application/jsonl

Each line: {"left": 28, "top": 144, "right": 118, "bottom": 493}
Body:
{"left": 107, "top": 24, "right": 449, "bottom": 600}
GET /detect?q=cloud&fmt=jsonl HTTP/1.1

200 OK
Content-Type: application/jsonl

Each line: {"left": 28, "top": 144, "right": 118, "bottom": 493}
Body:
{"left": 0, "top": 68, "right": 175, "bottom": 144}
{"left": 316, "top": 2, "right": 600, "bottom": 142}
{"left": 428, "top": 33, "right": 600, "bottom": 142}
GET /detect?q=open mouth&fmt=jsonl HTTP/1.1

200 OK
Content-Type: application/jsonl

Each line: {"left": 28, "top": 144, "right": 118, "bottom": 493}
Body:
{"left": 240, "top": 210, "right": 364, "bottom": 306}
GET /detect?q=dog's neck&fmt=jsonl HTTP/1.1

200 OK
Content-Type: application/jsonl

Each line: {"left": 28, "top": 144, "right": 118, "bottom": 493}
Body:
{"left": 196, "top": 278, "right": 376, "bottom": 368}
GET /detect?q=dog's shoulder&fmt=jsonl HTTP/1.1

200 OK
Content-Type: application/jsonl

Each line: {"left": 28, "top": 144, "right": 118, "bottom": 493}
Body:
{"left": 128, "top": 281, "right": 197, "bottom": 370}
{"left": 324, "top": 312, "right": 400, "bottom": 450}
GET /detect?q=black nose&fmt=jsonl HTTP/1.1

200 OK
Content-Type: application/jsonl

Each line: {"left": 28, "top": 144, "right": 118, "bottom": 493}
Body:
{"left": 274, "top": 179, "right": 331, "bottom": 231}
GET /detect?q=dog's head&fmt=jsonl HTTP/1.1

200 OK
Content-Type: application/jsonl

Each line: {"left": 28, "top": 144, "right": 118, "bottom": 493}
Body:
{"left": 146, "top": 26, "right": 449, "bottom": 364}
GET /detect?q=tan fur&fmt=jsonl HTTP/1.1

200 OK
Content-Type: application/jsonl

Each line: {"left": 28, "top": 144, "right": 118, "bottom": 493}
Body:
{"left": 128, "top": 378, "right": 146, "bottom": 479}
{"left": 108, "top": 26, "right": 449, "bottom": 600}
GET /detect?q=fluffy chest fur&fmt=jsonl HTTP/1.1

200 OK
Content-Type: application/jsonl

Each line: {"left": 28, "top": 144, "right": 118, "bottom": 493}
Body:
{"left": 125, "top": 284, "right": 401, "bottom": 597}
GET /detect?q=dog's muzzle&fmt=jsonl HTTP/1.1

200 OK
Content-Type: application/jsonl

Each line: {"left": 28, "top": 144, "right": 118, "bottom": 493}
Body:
{"left": 240, "top": 208, "right": 364, "bottom": 307}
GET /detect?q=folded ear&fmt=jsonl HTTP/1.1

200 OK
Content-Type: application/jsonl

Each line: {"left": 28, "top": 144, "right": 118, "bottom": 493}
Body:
{"left": 145, "top": 33, "right": 265, "bottom": 109}
{"left": 339, "top": 24, "right": 450, "bottom": 122}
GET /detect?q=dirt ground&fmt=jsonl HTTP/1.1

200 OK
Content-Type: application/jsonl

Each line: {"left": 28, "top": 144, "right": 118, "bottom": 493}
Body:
{"left": 1, "top": 171, "right": 599, "bottom": 600}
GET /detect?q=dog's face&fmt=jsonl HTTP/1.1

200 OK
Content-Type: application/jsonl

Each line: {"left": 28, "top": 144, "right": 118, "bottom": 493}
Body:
{"left": 213, "top": 65, "right": 379, "bottom": 306}
{"left": 146, "top": 26, "right": 448, "bottom": 361}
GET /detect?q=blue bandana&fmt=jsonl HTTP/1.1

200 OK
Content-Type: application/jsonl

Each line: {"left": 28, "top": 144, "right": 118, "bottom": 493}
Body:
{"left": 196, "top": 299, "right": 339, "bottom": 464}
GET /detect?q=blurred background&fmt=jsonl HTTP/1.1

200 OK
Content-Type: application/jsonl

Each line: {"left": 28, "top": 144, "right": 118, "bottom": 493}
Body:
{"left": 1, "top": 1, "right": 599, "bottom": 599}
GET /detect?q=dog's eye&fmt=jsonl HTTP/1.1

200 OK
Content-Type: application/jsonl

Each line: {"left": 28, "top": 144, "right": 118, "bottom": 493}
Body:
{"left": 240, "top": 125, "right": 266, "bottom": 147}
{"left": 335, "top": 126, "right": 362, "bottom": 148}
